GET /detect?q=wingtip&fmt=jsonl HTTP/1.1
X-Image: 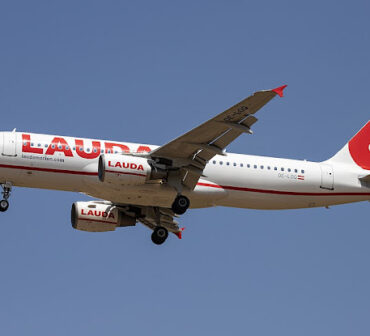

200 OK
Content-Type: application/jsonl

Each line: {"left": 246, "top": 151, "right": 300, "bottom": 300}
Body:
{"left": 174, "top": 227, "right": 185, "bottom": 239}
{"left": 271, "top": 84, "right": 288, "bottom": 97}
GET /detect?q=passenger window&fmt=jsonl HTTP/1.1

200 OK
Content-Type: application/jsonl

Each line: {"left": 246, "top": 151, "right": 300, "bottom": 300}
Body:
{"left": 58, "top": 145, "right": 62, "bottom": 149}
{"left": 233, "top": 163, "right": 237, "bottom": 167}
{"left": 240, "top": 163, "right": 244, "bottom": 167}
{"left": 66, "top": 146, "right": 69, "bottom": 150}
{"left": 247, "top": 164, "right": 250, "bottom": 168}
{"left": 260, "top": 165, "right": 264, "bottom": 169}
{"left": 294, "top": 169, "right": 298, "bottom": 173}
{"left": 213, "top": 160, "right": 216, "bottom": 164}
{"left": 219, "top": 161, "right": 223, "bottom": 165}
{"left": 288, "top": 168, "right": 291, "bottom": 172}
{"left": 267, "top": 166, "right": 271, "bottom": 170}
{"left": 44, "top": 144, "right": 48, "bottom": 148}
{"left": 51, "top": 144, "right": 55, "bottom": 149}
{"left": 274, "top": 167, "right": 277, "bottom": 171}
{"left": 94, "top": 148, "right": 97, "bottom": 153}
{"left": 301, "top": 169, "right": 305, "bottom": 174}
{"left": 226, "top": 162, "right": 230, "bottom": 166}
{"left": 281, "top": 167, "right": 284, "bottom": 171}
{"left": 254, "top": 165, "right": 257, "bottom": 169}
{"left": 38, "top": 143, "right": 41, "bottom": 147}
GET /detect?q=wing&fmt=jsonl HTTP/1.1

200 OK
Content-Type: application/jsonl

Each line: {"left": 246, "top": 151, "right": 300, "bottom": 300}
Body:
{"left": 101, "top": 202, "right": 183, "bottom": 239}
{"left": 136, "top": 206, "right": 184, "bottom": 239}
{"left": 150, "top": 85, "right": 287, "bottom": 190}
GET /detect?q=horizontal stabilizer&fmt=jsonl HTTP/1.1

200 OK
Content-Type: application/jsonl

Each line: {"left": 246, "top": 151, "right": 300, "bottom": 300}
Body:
{"left": 359, "top": 175, "right": 370, "bottom": 182}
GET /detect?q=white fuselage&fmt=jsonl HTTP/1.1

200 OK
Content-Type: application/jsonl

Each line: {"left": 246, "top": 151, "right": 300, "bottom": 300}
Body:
{"left": 1, "top": 131, "right": 369, "bottom": 210}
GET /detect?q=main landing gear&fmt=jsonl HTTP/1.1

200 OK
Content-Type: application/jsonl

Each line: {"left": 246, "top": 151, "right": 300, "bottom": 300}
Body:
{"left": 171, "top": 195, "right": 190, "bottom": 215}
{"left": 150, "top": 195, "right": 189, "bottom": 245}
{"left": 151, "top": 226, "right": 169, "bottom": 245}
{"left": 0, "top": 182, "right": 12, "bottom": 212}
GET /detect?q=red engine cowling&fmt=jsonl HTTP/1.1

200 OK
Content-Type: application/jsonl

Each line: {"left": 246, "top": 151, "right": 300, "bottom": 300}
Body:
{"left": 71, "top": 201, "right": 136, "bottom": 232}
{"left": 98, "top": 154, "right": 152, "bottom": 185}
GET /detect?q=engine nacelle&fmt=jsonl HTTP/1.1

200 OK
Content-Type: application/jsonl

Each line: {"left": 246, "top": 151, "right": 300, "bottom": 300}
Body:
{"left": 98, "top": 154, "right": 152, "bottom": 185}
{"left": 71, "top": 201, "right": 136, "bottom": 232}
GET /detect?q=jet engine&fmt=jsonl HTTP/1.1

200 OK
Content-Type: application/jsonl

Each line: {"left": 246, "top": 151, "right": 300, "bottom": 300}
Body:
{"left": 98, "top": 154, "right": 153, "bottom": 185}
{"left": 71, "top": 201, "right": 136, "bottom": 232}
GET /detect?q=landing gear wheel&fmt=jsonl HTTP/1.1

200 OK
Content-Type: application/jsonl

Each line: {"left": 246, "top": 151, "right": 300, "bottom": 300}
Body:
{"left": 171, "top": 195, "right": 190, "bottom": 215}
{"left": 0, "top": 199, "right": 9, "bottom": 212}
{"left": 151, "top": 226, "right": 169, "bottom": 245}
{"left": 0, "top": 183, "right": 11, "bottom": 212}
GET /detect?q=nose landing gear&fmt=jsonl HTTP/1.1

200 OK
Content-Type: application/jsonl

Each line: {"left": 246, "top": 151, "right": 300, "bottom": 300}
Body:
{"left": 0, "top": 182, "right": 12, "bottom": 212}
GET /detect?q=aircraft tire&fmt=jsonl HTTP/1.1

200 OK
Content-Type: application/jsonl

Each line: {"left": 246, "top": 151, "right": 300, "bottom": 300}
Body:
{"left": 151, "top": 226, "right": 168, "bottom": 245}
{"left": 171, "top": 195, "right": 190, "bottom": 215}
{"left": 0, "top": 199, "right": 9, "bottom": 212}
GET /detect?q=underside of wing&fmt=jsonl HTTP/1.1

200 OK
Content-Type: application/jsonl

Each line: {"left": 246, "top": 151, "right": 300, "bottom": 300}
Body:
{"left": 150, "top": 85, "right": 287, "bottom": 190}
{"left": 133, "top": 206, "right": 184, "bottom": 239}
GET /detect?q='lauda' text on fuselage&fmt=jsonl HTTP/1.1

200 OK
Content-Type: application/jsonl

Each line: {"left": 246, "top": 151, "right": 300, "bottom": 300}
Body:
{"left": 22, "top": 134, "right": 151, "bottom": 159}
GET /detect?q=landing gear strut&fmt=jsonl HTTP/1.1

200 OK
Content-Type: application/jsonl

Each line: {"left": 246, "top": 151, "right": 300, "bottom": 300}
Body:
{"left": 151, "top": 226, "right": 169, "bottom": 245}
{"left": 171, "top": 195, "right": 190, "bottom": 215}
{"left": 0, "top": 182, "right": 11, "bottom": 212}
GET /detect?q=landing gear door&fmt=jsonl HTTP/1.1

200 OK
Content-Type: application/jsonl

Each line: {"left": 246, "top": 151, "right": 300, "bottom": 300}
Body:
{"left": 320, "top": 164, "right": 334, "bottom": 190}
{"left": 2, "top": 132, "right": 17, "bottom": 157}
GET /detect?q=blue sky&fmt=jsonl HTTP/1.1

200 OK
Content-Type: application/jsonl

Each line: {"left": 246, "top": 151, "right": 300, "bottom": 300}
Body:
{"left": 0, "top": 1, "right": 369, "bottom": 335}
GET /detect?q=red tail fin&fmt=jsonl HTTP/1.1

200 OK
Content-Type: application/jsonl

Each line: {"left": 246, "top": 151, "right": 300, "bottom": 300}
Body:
{"left": 328, "top": 121, "right": 370, "bottom": 170}
{"left": 348, "top": 121, "right": 370, "bottom": 170}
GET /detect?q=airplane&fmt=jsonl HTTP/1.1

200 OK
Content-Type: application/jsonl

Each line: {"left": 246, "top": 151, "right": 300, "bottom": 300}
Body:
{"left": 0, "top": 85, "right": 369, "bottom": 245}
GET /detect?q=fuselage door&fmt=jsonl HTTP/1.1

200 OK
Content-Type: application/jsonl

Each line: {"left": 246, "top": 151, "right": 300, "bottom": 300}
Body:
{"left": 320, "top": 164, "right": 334, "bottom": 190}
{"left": 2, "top": 132, "right": 17, "bottom": 157}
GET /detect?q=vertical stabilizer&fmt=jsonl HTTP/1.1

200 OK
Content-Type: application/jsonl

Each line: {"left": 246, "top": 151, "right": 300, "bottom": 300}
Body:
{"left": 328, "top": 121, "right": 370, "bottom": 170}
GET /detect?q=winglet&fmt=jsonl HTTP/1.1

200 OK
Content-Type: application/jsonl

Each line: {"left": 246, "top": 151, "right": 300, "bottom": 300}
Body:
{"left": 271, "top": 85, "right": 287, "bottom": 97}
{"left": 174, "top": 227, "right": 185, "bottom": 239}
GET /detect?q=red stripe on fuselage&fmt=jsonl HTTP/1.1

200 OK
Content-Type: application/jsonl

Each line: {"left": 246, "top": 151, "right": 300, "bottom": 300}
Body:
{"left": 197, "top": 182, "right": 370, "bottom": 197}
{"left": 0, "top": 163, "right": 369, "bottom": 197}
{"left": 0, "top": 163, "right": 98, "bottom": 176}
